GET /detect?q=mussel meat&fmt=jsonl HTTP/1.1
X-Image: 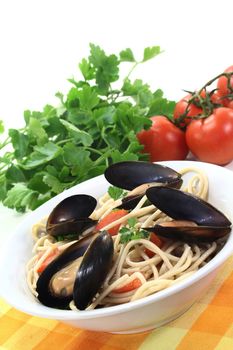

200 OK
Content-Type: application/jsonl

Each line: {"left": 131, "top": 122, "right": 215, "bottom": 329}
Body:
{"left": 145, "top": 186, "right": 232, "bottom": 242}
{"left": 36, "top": 231, "right": 113, "bottom": 309}
{"left": 46, "top": 195, "right": 97, "bottom": 238}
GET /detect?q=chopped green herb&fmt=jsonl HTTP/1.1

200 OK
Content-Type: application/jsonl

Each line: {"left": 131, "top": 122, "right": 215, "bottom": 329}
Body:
{"left": 108, "top": 186, "right": 127, "bottom": 200}
{"left": 56, "top": 233, "right": 79, "bottom": 242}
{"left": 119, "top": 218, "right": 149, "bottom": 243}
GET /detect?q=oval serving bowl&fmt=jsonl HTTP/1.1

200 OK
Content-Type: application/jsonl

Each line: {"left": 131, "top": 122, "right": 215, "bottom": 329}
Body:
{"left": 0, "top": 160, "right": 233, "bottom": 334}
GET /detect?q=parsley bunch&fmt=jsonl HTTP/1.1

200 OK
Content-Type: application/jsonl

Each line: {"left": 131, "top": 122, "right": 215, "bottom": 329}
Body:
{"left": 0, "top": 44, "right": 175, "bottom": 212}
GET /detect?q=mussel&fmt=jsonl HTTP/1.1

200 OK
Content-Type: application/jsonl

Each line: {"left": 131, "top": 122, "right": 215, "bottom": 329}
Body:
{"left": 145, "top": 186, "right": 232, "bottom": 242}
{"left": 36, "top": 231, "right": 113, "bottom": 310}
{"left": 105, "top": 161, "right": 182, "bottom": 210}
{"left": 46, "top": 195, "right": 97, "bottom": 238}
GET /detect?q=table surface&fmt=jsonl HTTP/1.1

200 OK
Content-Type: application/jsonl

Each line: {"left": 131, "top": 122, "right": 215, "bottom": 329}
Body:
{"left": 1, "top": 0, "right": 233, "bottom": 348}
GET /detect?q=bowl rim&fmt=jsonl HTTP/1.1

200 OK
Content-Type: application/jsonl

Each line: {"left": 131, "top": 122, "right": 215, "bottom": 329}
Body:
{"left": 1, "top": 160, "right": 233, "bottom": 320}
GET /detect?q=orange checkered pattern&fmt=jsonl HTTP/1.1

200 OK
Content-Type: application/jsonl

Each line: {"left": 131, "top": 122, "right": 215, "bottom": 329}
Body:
{"left": 1, "top": 255, "right": 233, "bottom": 350}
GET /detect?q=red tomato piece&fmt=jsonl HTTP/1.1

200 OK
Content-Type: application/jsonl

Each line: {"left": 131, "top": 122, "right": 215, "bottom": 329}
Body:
{"left": 113, "top": 278, "right": 142, "bottom": 293}
{"left": 96, "top": 209, "right": 128, "bottom": 236}
{"left": 145, "top": 233, "right": 163, "bottom": 258}
{"left": 37, "top": 248, "right": 60, "bottom": 273}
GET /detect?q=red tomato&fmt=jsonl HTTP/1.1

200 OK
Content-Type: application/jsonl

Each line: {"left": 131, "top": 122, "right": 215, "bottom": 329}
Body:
{"left": 96, "top": 209, "right": 128, "bottom": 236}
{"left": 37, "top": 248, "right": 60, "bottom": 273}
{"left": 186, "top": 107, "right": 233, "bottom": 165}
{"left": 217, "top": 65, "right": 233, "bottom": 97}
{"left": 113, "top": 278, "right": 142, "bottom": 293}
{"left": 226, "top": 100, "right": 233, "bottom": 109}
{"left": 174, "top": 93, "right": 204, "bottom": 126}
{"left": 145, "top": 233, "right": 164, "bottom": 258}
{"left": 210, "top": 91, "right": 229, "bottom": 107}
{"left": 137, "top": 116, "right": 189, "bottom": 162}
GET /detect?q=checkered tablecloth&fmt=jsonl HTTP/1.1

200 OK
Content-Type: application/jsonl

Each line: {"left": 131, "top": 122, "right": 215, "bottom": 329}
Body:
{"left": 1, "top": 254, "right": 233, "bottom": 350}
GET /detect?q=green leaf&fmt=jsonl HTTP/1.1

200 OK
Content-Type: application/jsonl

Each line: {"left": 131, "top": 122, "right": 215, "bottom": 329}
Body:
{"left": 78, "top": 85, "right": 100, "bottom": 110}
{"left": 119, "top": 224, "right": 149, "bottom": 243}
{"left": 8, "top": 129, "right": 29, "bottom": 159}
{"left": 89, "top": 44, "right": 119, "bottom": 94}
{"left": 89, "top": 43, "right": 106, "bottom": 67}
{"left": 28, "top": 117, "right": 48, "bottom": 145}
{"left": 66, "top": 87, "right": 80, "bottom": 108}
{"left": 5, "top": 165, "right": 26, "bottom": 183}
{"left": 63, "top": 142, "right": 92, "bottom": 169}
{"left": 3, "top": 183, "right": 38, "bottom": 212}
{"left": 148, "top": 98, "right": 176, "bottom": 118}
{"left": 22, "top": 142, "right": 62, "bottom": 169}
{"left": 120, "top": 48, "right": 136, "bottom": 62}
{"left": 0, "top": 176, "right": 7, "bottom": 201}
{"left": 142, "top": 46, "right": 161, "bottom": 62}
{"left": 79, "top": 58, "right": 95, "bottom": 80}
{"left": 28, "top": 172, "right": 50, "bottom": 193}
{"left": 111, "top": 150, "right": 139, "bottom": 163}
{"left": 0, "top": 120, "right": 4, "bottom": 134}
{"left": 127, "top": 217, "right": 137, "bottom": 227}
{"left": 60, "top": 120, "right": 93, "bottom": 146}
{"left": 43, "top": 173, "right": 68, "bottom": 194}
{"left": 108, "top": 186, "right": 126, "bottom": 200}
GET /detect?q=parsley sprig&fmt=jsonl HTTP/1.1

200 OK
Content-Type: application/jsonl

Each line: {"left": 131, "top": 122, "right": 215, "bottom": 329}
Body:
{"left": 107, "top": 186, "right": 127, "bottom": 201}
{"left": 0, "top": 44, "right": 175, "bottom": 212}
{"left": 119, "top": 218, "right": 149, "bottom": 243}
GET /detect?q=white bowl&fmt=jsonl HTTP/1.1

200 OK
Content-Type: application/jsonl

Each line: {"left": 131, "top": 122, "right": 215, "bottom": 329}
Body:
{"left": 0, "top": 160, "right": 233, "bottom": 334}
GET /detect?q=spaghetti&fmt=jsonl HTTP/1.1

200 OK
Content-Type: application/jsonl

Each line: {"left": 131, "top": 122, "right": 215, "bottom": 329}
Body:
{"left": 26, "top": 166, "right": 222, "bottom": 310}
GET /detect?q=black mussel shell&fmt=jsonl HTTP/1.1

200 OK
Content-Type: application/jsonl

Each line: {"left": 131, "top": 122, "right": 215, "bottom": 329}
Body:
{"left": 47, "top": 218, "right": 97, "bottom": 238}
{"left": 73, "top": 231, "right": 114, "bottom": 310}
{"left": 117, "top": 195, "right": 143, "bottom": 210}
{"left": 36, "top": 233, "right": 97, "bottom": 309}
{"left": 46, "top": 195, "right": 97, "bottom": 237}
{"left": 104, "top": 161, "right": 182, "bottom": 191}
{"left": 146, "top": 186, "right": 231, "bottom": 227}
{"left": 145, "top": 224, "right": 231, "bottom": 243}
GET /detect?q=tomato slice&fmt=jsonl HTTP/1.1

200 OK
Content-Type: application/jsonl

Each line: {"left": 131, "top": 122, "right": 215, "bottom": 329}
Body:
{"left": 113, "top": 278, "right": 142, "bottom": 293}
{"left": 145, "top": 233, "right": 163, "bottom": 258}
{"left": 96, "top": 209, "right": 128, "bottom": 236}
{"left": 37, "top": 248, "right": 60, "bottom": 273}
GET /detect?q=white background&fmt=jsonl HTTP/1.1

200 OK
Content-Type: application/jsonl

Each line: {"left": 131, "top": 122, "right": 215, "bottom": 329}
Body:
{"left": 0, "top": 0, "right": 233, "bottom": 236}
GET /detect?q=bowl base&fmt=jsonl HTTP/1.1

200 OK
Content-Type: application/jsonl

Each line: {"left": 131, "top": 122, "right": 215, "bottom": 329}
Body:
{"left": 110, "top": 303, "right": 194, "bottom": 334}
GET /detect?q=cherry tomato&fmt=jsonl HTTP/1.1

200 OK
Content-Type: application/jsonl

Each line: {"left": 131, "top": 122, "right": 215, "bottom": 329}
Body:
{"left": 226, "top": 100, "right": 233, "bottom": 109}
{"left": 174, "top": 93, "right": 204, "bottom": 126}
{"left": 96, "top": 209, "right": 128, "bottom": 236}
{"left": 210, "top": 91, "right": 229, "bottom": 107}
{"left": 186, "top": 107, "right": 233, "bottom": 165}
{"left": 137, "top": 116, "right": 189, "bottom": 162}
{"left": 145, "top": 233, "right": 163, "bottom": 258}
{"left": 217, "top": 65, "right": 233, "bottom": 97}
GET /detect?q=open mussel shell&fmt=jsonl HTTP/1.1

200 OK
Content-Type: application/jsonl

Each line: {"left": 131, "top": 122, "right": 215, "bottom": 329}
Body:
{"left": 146, "top": 225, "right": 231, "bottom": 243}
{"left": 104, "top": 161, "right": 182, "bottom": 191}
{"left": 145, "top": 186, "right": 232, "bottom": 242}
{"left": 73, "top": 231, "right": 114, "bottom": 310}
{"left": 46, "top": 195, "right": 97, "bottom": 238}
{"left": 36, "top": 233, "right": 97, "bottom": 309}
